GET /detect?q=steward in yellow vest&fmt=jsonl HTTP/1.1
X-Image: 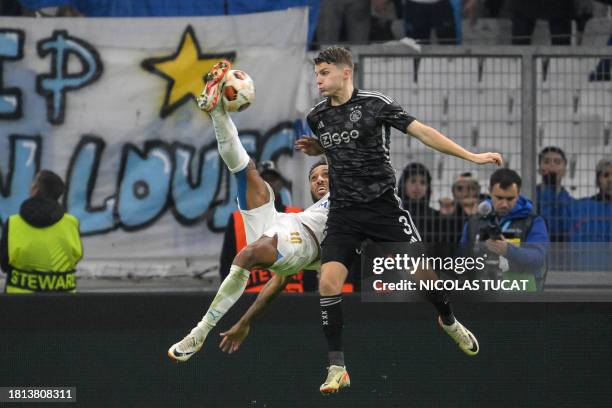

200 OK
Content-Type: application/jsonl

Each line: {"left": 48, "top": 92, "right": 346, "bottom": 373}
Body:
{"left": 0, "top": 170, "right": 82, "bottom": 293}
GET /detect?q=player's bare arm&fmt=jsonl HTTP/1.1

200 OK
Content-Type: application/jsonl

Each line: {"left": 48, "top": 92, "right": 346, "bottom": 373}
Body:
{"left": 219, "top": 274, "right": 290, "bottom": 353}
{"left": 237, "top": 159, "right": 273, "bottom": 210}
{"left": 407, "top": 120, "right": 503, "bottom": 166}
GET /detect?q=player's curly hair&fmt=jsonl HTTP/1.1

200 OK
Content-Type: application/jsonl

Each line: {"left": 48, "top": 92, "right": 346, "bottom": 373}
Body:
{"left": 314, "top": 47, "right": 353, "bottom": 69}
{"left": 308, "top": 158, "right": 328, "bottom": 179}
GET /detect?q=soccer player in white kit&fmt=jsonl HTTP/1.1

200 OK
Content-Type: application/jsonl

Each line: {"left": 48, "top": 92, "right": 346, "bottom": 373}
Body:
{"left": 168, "top": 61, "right": 330, "bottom": 362}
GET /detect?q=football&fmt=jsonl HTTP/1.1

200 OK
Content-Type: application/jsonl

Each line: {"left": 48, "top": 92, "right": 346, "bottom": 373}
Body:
{"left": 222, "top": 69, "right": 255, "bottom": 112}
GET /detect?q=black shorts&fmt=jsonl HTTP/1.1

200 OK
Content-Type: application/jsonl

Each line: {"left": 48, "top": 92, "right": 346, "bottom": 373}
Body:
{"left": 321, "top": 189, "right": 422, "bottom": 269}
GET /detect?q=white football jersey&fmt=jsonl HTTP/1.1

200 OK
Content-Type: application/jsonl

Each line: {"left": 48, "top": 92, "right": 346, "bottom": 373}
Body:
{"left": 294, "top": 192, "right": 329, "bottom": 244}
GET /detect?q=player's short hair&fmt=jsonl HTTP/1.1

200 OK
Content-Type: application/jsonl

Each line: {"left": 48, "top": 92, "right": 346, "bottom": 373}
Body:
{"left": 34, "top": 170, "right": 65, "bottom": 200}
{"left": 538, "top": 146, "right": 567, "bottom": 165}
{"left": 314, "top": 47, "right": 354, "bottom": 69}
{"left": 308, "top": 158, "right": 328, "bottom": 179}
{"left": 489, "top": 168, "right": 522, "bottom": 191}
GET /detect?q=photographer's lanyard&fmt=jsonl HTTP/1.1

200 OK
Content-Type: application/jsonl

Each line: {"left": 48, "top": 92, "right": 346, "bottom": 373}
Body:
{"left": 500, "top": 220, "right": 512, "bottom": 233}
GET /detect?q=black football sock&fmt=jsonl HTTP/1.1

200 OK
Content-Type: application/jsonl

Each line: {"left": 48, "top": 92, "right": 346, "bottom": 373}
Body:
{"left": 426, "top": 289, "right": 455, "bottom": 325}
{"left": 320, "top": 294, "right": 344, "bottom": 366}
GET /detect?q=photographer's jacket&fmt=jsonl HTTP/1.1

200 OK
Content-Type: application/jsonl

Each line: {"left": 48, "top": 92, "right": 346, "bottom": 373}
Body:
{"left": 460, "top": 196, "right": 549, "bottom": 282}
{"left": 0, "top": 197, "right": 82, "bottom": 293}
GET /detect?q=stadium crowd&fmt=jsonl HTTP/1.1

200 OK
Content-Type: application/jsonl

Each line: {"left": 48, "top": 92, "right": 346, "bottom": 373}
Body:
{"left": 396, "top": 149, "right": 611, "bottom": 276}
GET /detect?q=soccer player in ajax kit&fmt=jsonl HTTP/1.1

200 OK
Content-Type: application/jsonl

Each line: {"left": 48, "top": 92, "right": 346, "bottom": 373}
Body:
{"left": 296, "top": 47, "right": 503, "bottom": 394}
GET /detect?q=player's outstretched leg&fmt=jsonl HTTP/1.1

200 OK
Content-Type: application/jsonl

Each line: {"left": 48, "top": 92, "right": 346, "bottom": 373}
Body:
{"left": 438, "top": 316, "right": 479, "bottom": 356}
{"left": 200, "top": 63, "right": 250, "bottom": 175}
{"left": 167, "top": 236, "right": 278, "bottom": 363}
{"left": 413, "top": 267, "right": 479, "bottom": 356}
{"left": 318, "top": 261, "right": 351, "bottom": 394}
{"left": 167, "top": 265, "right": 250, "bottom": 362}
{"left": 201, "top": 63, "right": 270, "bottom": 211}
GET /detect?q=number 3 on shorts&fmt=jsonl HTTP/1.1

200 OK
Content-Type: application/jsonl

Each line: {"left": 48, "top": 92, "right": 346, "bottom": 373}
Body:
{"left": 398, "top": 215, "right": 413, "bottom": 235}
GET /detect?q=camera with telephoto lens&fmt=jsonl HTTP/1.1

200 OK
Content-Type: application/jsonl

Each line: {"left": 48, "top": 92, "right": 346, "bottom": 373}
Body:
{"left": 478, "top": 218, "right": 502, "bottom": 241}
{"left": 474, "top": 201, "right": 503, "bottom": 280}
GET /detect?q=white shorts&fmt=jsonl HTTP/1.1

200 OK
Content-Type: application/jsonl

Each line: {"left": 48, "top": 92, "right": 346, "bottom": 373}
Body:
{"left": 239, "top": 183, "right": 320, "bottom": 277}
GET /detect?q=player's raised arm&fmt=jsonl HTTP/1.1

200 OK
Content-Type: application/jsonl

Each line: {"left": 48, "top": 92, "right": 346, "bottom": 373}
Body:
{"left": 219, "top": 273, "right": 290, "bottom": 353}
{"left": 407, "top": 120, "right": 503, "bottom": 166}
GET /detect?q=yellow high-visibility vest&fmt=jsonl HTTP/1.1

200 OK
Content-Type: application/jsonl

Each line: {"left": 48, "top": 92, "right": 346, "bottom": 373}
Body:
{"left": 6, "top": 213, "right": 82, "bottom": 293}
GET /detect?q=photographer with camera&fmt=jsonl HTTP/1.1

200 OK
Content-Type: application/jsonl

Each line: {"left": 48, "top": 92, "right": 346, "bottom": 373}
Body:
{"left": 536, "top": 146, "right": 574, "bottom": 242}
{"left": 460, "top": 169, "right": 549, "bottom": 291}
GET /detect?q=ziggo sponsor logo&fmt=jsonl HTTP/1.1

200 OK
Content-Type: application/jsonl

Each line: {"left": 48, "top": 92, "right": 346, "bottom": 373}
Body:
{"left": 319, "top": 130, "right": 360, "bottom": 148}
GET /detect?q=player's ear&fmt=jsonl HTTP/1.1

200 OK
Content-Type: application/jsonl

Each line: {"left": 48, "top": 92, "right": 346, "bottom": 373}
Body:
{"left": 343, "top": 65, "right": 351, "bottom": 79}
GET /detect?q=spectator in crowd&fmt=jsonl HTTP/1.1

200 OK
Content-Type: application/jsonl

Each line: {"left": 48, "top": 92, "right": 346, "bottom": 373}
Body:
{"left": 451, "top": 171, "right": 483, "bottom": 216}
{"left": 436, "top": 172, "right": 484, "bottom": 245}
{"left": 562, "top": 158, "right": 612, "bottom": 270}
{"left": 316, "top": 0, "right": 386, "bottom": 44}
{"left": 508, "top": 0, "right": 575, "bottom": 45}
{"left": 0, "top": 170, "right": 83, "bottom": 293}
{"left": 397, "top": 163, "right": 472, "bottom": 260}
{"left": 401, "top": 0, "right": 460, "bottom": 44}
{"left": 370, "top": 0, "right": 402, "bottom": 42}
{"left": 592, "top": 158, "right": 612, "bottom": 202}
{"left": 536, "top": 146, "right": 574, "bottom": 242}
{"left": 460, "top": 168, "right": 549, "bottom": 291}
{"left": 218, "top": 161, "right": 310, "bottom": 291}
{"left": 397, "top": 162, "right": 441, "bottom": 242}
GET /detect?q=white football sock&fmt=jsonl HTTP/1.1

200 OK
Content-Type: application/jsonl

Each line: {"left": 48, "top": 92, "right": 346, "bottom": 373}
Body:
{"left": 190, "top": 265, "right": 250, "bottom": 341}
{"left": 210, "top": 107, "right": 250, "bottom": 173}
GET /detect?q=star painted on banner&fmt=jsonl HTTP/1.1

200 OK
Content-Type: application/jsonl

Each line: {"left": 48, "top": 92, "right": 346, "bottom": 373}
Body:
{"left": 141, "top": 25, "right": 235, "bottom": 118}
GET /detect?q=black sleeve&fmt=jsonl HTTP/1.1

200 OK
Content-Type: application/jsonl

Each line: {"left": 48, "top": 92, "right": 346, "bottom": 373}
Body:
{"left": 306, "top": 112, "right": 319, "bottom": 138}
{"left": 376, "top": 99, "right": 416, "bottom": 132}
{"left": 219, "top": 215, "right": 237, "bottom": 280}
{"left": 0, "top": 220, "right": 10, "bottom": 274}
